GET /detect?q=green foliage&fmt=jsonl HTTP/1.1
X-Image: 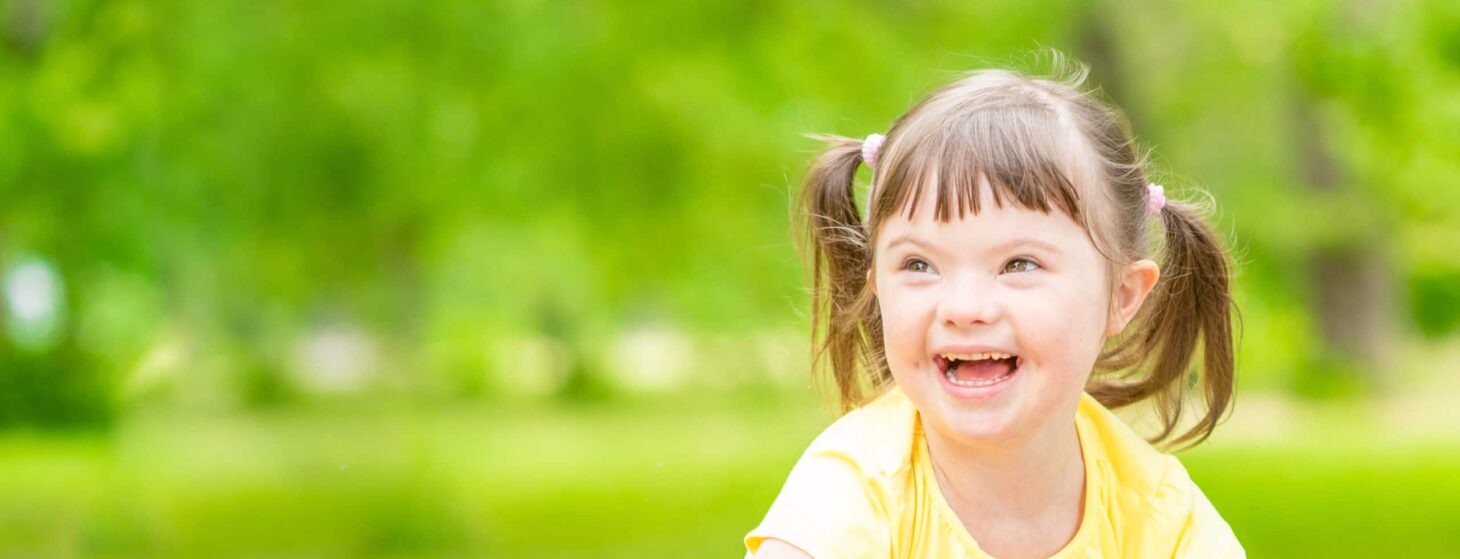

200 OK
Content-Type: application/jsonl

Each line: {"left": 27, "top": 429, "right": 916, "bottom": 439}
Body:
{"left": 0, "top": 0, "right": 1457, "bottom": 421}
{"left": 1410, "top": 266, "right": 1460, "bottom": 338}
{"left": 0, "top": 341, "right": 112, "bottom": 430}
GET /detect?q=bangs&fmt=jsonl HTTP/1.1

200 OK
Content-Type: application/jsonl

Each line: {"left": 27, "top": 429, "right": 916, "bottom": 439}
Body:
{"left": 872, "top": 99, "right": 1092, "bottom": 229}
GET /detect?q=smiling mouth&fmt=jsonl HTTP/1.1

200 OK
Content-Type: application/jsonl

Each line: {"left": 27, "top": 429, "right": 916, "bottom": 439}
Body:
{"left": 934, "top": 353, "right": 1022, "bottom": 387}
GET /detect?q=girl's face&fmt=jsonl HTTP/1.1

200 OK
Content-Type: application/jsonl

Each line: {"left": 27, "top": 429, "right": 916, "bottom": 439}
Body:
{"left": 872, "top": 181, "right": 1119, "bottom": 445}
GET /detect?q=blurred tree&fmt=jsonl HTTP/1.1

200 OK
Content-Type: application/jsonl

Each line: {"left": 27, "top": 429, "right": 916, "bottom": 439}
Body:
{"left": 0, "top": 0, "right": 1456, "bottom": 427}
{"left": 1288, "top": 17, "right": 1399, "bottom": 394}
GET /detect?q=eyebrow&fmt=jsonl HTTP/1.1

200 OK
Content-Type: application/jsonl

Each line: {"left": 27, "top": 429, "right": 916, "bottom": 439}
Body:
{"left": 883, "top": 234, "right": 1064, "bottom": 256}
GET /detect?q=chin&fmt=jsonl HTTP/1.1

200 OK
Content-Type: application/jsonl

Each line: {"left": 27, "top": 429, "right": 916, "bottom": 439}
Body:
{"left": 934, "top": 394, "right": 1029, "bottom": 443}
{"left": 907, "top": 364, "right": 1033, "bottom": 444}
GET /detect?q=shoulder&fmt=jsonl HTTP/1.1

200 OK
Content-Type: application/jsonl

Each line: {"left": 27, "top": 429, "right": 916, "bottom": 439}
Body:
{"left": 1075, "top": 394, "right": 1244, "bottom": 557}
{"left": 744, "top": 385, "right": 919, "bottom": 559}
{"left": 801, "top": 384, "right": 921, "bottom": 477}
{"left": 1076, "top": 392, "right": 1172, "bottom": 495}
{"left": 1154, "top": 456, "right": 1246, "bottom": 558}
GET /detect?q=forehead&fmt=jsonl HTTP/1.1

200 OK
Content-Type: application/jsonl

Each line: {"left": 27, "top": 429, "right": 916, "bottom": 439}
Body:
{"left": 875, "top": 174, "right": 1091, "bottom": 255}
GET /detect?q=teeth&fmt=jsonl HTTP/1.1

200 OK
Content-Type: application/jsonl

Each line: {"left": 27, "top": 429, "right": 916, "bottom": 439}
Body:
{"left": 939, "top": 351, "right": 1014, "bottom": 362}
{"left": 944, "top": 367, "right": 1017, "bottom": 387}
{"left": 939, "top": 351, "right": 1021, "bottom": 388}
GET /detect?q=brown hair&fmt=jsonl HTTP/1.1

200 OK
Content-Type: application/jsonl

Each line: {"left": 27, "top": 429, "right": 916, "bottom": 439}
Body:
{"left": 796, "top": 52, "right": 1239, "bottom": 449}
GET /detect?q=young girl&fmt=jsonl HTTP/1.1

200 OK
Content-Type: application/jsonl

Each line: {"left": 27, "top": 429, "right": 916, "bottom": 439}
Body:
{"left": 745, "top": 58, "right": 1245, "bottom": 558}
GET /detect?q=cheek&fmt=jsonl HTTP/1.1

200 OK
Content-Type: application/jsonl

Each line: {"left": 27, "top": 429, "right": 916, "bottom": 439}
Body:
{"left": 1023, "top": 294, "right": 1080, "bottom": 335}
{"left": 877, "top": 287, "right": 931, "bottom": 358}
{"left": 1020, "top": 285, "right": 1107, "bottom": 370}
{"left": 1064, "top": 280, "right": 1112, "bottom": 344}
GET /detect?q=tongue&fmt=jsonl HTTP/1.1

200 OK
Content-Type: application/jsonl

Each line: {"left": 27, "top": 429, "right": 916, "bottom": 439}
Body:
{"left": 952, "top": 358, "right": 1014, "bottom": 382}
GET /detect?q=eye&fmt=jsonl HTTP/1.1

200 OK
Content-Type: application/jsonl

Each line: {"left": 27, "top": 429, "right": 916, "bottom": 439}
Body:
{"left": 1003, "top": 258, "right": 1041, "bottom": 274}
{"left": 902, "top": 257, "right": 935, "bottom": 274}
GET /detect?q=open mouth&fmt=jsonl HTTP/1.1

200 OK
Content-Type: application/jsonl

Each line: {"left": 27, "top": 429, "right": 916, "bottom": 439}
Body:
{"left": 934, "top": 352, "right": 1022, "bottom": 388}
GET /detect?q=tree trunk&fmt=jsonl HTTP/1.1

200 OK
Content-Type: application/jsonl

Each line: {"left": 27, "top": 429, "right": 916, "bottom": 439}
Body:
{"left": 1290, "top": 87, "right": 1397, "bottom": 392}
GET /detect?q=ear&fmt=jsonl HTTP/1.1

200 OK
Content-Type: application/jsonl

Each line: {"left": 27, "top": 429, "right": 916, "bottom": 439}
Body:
{"left": 1105, "top": 259, "right": 1159, "bottom": 336}
{"left": 867, "top": 268, "right": 876, "bottom": 297}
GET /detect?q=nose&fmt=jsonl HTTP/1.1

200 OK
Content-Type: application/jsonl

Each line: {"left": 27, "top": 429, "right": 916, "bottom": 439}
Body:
{"left": 936, "top": 273, "right": 1001, "bottom": 328}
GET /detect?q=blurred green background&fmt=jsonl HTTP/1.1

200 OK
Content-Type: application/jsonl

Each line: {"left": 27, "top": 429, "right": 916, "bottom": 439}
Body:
{"left": 2, "top": 0, "right": 1459, "bottom": 557}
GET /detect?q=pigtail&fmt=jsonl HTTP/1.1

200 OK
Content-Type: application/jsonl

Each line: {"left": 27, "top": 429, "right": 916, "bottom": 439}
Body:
{"left": 796, "top": 134, "right": 886, "bottom": 412}
{"left": 1090, "top": 193, "right": 1239, "bottom": 449}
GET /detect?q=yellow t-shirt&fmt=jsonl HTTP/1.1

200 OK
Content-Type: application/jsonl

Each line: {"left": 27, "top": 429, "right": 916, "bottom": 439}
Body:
{"left": 744, "top": 385, "right": 1244, "bottom": 558}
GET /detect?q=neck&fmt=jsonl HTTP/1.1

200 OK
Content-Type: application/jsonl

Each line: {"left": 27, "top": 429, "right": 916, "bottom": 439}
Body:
{"left": 923, "top": 406, "right": 1086, "bottom": 520}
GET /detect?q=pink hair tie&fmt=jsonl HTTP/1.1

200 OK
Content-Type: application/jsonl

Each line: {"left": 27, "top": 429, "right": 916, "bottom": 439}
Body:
{"left": 1146, "top": 183, "right": 1166, "bottom": 215}
{"left": 863, "top": 134, "right": 886, "bottom": 212}
{"left": 862, "top": 134, "right": 885, "bottom": 170}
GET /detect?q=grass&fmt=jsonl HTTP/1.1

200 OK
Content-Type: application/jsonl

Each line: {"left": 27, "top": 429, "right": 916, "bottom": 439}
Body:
{"left": 0, "top": 392, "right": 1456, "bottom": 558}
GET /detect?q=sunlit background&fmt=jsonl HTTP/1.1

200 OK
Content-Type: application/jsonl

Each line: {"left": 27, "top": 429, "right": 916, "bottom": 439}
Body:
{"left": 2, "top": 0, "right": 1459, "bottom": 557}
